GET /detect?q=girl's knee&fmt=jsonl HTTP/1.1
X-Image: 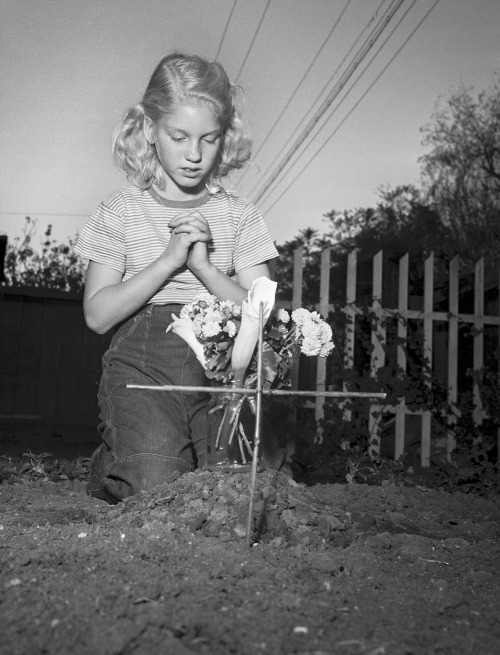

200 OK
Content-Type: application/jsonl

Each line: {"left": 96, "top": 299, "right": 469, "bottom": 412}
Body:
{"left": 106, "top": 453, "right": 193, "bottom": 500}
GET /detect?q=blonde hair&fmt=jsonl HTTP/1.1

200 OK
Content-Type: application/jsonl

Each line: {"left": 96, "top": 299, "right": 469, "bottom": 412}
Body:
{"left": 112, "top": 53, "right": 252, "bottom": 190}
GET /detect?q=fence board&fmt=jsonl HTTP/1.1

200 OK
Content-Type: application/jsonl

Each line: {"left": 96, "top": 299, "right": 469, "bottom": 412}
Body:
{"left": 421, "top": 254, "right": 434, "bottom": 466}
{"left": 0, "top": 288, "right": 110, "bottom": 433}
{"left": 395, "top": 253, "right": 409, "bottom": 460}
{"left": 286, "top": 245, "right": 304, "bottom": 455}
{"left": 342, "top": 250, "right": 357, "bottom": 430}
{"left": 368, "top": 251, "right": 385, "bottom": 459}
{"left": 473, "top": 259, "right": 485, "bottom": 434}
{"left": 447, "top": 256, "right": 459, "bottom": 460}
{"left": 0, "top": 297, "right": 24, "bottom": 415}
{"left": 14, "top": 300, "right": 40, "bottom": 416}
{"left": 315, "top": 248, "right": 330, "bottom": 432}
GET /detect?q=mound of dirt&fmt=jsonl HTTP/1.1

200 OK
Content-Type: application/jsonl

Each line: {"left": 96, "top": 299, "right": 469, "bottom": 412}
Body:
{"left": 103, "top": 468, "right": 353, "bottom": 549}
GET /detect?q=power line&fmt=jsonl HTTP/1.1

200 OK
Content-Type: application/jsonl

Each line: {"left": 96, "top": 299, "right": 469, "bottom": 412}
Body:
{"left": 236, "top": 0, "right": 355, "bottom": 187}
{"left": 252, "top": 0, "right": 407, "bottom": 206}
{"left": 214, "top": 0, "right": 238, "bottom": 61}
{"left": 246, "top": 0, "right": 387, "bottom": 198}
{"left": 258, "top": 0, "right": 417, "bottom": 209}
{"left": 259, "top": 0, "right": 442, "bottom": 217}
{"left": 235, "top": 0, "right": 272, "bottom": 83}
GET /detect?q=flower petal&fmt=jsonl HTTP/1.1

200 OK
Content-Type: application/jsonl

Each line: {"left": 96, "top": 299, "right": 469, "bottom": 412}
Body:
{"left": 167, "top": 314, "right": 206, "bottom": 367}
{"left": 231, "top": 277, "right": 277, "bottom": 383}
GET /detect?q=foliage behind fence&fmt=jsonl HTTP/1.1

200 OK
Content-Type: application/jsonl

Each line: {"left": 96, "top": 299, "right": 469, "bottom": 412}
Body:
{"left": 273, "top": 247, "right": 500, "bottom": 467}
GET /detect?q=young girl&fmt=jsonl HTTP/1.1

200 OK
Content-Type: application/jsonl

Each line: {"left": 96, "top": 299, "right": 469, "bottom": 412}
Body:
{"left": 75, "top": 53, "right": 278, "bottom": 503}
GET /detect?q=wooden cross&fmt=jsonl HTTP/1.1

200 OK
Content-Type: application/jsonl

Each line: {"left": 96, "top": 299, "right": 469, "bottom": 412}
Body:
{"left": 128, "top": 302, "right": 385, "bottom": 546}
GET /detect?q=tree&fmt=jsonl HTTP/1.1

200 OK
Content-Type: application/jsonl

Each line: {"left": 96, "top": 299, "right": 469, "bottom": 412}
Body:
{"left": 274, "top": 227, "right": 330, "bottom": 305}
{"left": 323, "top": 185, "right": 451, "bottom": 260}
{"left": 419, "top": 77, "right": 500, "bottom": 265}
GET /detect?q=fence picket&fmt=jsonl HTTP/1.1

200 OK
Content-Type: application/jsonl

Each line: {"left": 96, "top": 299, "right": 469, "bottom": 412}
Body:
{"left": 286, "top": 245, "right": 304, "bottom": 455}
{"left": 315, "top": 248, "right": 330, "bottom": 434}
{"left": 473, "top": 259, "right": 485, "bottom": 439}
{"left": 498, "top": 264, "right": 500, "bottom": 467}
{"left": 395, "top": 254, "right": 409, "bottom": 460}
{"left": 368, "top": 251, "right": 385, "bottom": 459}
{"left": 447, "top": 256, "right": 459, "bottom": 461}
{"left": 341, "top": 250, "right": 357, "bottom": 434}
{"left": 421, "top": 253, "right": 434, "bottom": 466}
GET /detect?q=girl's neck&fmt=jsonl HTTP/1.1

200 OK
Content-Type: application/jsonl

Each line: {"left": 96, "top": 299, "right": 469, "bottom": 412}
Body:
{"left": 152, "top": 184, "right": 207, "bottom": 203}
{"left": 149, "top": 185, "right": 210, "bottom": 208}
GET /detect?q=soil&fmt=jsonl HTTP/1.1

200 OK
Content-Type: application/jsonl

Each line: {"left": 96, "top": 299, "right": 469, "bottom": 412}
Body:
{"left": 1, "top": 460, "right": 499, "bottom": 655}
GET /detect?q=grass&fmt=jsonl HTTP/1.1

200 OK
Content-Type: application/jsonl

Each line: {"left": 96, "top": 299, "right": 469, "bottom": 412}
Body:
{"left": 0, "top": 452, "right": 89, "bottom": 484}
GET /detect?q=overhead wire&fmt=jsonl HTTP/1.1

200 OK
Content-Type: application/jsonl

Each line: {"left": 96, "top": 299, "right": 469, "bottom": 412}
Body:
{"left": 252, "top": 0, "right": 407, "bottom": 206}
{"left": 245, "top": 0, "right": 387, "bottom": 195}
{"left": 259, "top": 0, "right": 442, "bottom": 217}
{"left": 257, "top": 0, "right": 417, "bottom": 208}
{"left": 235, "top": 0, "right": 272, "bottom": 83}
{"left": 236, "top": 0, "right": 355, "bottom": 187}
{"left": 214, "top": 0, "right": 238, "bottom": 61}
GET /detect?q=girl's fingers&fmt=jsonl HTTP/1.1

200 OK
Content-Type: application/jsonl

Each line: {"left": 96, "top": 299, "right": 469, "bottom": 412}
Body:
{"left": 171, "top": 221, "right": 211, "bottom": 240}
{"left": 170, "top": 228, "right": 211, "bottom": 244}
{"left": 170, "top": 211, "right": 209, "bottom": 229}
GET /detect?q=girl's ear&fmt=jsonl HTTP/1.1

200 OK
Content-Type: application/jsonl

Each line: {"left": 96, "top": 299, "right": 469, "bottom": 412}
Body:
{"left": 143, "top": 116, "right": 155, "bottom": 145}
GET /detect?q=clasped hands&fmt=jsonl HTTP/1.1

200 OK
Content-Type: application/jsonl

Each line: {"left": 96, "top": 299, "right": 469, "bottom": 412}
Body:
{"left": 165, "top": 210, "right": 212, "bottom": 274}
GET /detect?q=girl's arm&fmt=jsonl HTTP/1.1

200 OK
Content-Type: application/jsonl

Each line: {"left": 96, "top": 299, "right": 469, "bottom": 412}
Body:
{"left": 84, "top": 258, "right": 271, "bottom": 335}
{"left": 190, "top": 259, "right": 271, "bottom": 305}
{"left": 83, "top": 257, "right": 178, "bottom": 334}
{"left": 83, "top": 213, "right": 212, "bottom": 334}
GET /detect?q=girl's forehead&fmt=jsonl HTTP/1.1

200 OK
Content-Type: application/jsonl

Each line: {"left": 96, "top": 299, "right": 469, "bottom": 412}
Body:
{"left": 162, "top": 104, "right": 221, "bottom": 131}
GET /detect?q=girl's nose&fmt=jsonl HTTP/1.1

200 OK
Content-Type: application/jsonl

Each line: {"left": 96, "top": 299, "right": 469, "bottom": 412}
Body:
{"left": 186, "top": 141, "right": 202, "bottom": 162}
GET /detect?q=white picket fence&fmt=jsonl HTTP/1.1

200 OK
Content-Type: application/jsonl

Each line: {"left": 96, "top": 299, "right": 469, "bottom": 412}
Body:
{"left": 274, "top": 247, "right": 500, "bottom": 466}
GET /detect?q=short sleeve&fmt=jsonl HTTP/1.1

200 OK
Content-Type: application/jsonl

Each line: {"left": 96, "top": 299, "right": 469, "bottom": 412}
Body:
{"left": 74, "top": 195, "right": 126, "bottom": 273}
{"left": 233, "top": 202, "right": 278, "bottom": 272}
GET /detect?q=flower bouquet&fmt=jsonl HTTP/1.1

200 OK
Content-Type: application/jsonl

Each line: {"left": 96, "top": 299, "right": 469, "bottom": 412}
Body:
{"left": 168, "top": 277, "right": 334, "bottom": 466}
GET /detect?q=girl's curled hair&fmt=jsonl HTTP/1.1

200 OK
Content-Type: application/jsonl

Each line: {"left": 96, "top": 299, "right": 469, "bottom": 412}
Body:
{"left": 112, "top": 53, "right": 252, "bottom": 189}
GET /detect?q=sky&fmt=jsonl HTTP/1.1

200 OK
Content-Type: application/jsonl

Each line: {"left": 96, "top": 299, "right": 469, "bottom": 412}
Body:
{"left": 1, "top": 0, "right": 499, "bottom": 250}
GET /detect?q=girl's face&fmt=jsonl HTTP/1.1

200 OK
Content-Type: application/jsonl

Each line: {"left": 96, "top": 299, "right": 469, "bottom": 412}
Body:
{"left": 145, "top": 104, "right": 223, "bottom": 200}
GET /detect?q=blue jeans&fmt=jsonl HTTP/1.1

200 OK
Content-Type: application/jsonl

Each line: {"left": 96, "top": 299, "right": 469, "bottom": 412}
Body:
{"left": 87, "top": 304, "right": 211, "bottom": 502}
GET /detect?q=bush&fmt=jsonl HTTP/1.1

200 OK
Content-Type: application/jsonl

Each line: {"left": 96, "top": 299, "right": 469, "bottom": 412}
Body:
{"left": 2, "top": 217, "right": 85, "bottom": 292}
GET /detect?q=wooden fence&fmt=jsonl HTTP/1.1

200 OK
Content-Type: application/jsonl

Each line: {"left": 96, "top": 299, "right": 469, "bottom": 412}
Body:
{"left": 0, "top": 286, "right": 111, "bottom": 455}
{"left": 274, "top": 247, "right": 500, "bottom": 467}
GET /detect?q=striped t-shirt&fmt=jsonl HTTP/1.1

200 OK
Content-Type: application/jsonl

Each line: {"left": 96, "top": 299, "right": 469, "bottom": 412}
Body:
{"left": 74, "top": 185, "right": 278, "bottom": 305}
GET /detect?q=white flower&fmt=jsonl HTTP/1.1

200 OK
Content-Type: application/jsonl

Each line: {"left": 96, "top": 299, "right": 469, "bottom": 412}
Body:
{"left": 195, "top": 292, "right": 218, "bottom": 307}
{"left": 224, "top": 321, "right": 237, "bottom": 337}
{"left": 201, "top": 321, "right": 222, "bottom": 338}
{"left": 277, "top": 308, "right": 290, "bottom": 324}
{"left": 166, "top": 314, "right": 207, "bottom": 367}
{"left": 291, "top": 309, "right": 334, "bottom": 358}
{"left": 299, "top": 320, "right": 317, "bottom": 338}
{"left": 232, "top": 277, "right": 277, "bottom": 384}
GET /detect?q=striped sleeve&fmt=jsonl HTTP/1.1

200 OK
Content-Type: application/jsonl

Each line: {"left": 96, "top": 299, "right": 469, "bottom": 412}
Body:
{"left": 233, "top": 201, "right": 278, "bottom": 272}
{"left": 74, "top": 194, "right": 126, "bottom": 273}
